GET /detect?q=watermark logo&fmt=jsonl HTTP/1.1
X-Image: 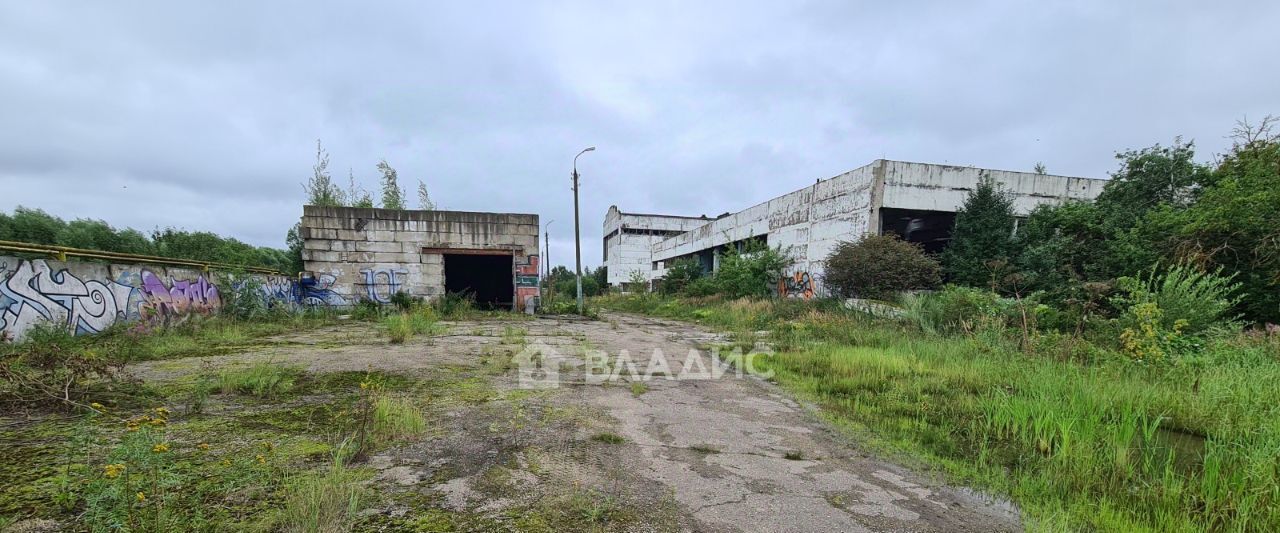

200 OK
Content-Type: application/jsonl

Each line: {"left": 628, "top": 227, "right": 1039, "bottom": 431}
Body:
{"left": 514, "top": 342, "right": 563, "bottom": 389}
{"left": 516, "top": 342, "right": 773, "bottom": 389}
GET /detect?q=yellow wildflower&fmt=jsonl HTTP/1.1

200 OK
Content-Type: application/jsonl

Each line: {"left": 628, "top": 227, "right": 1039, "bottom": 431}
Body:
{"left": 359, "top": 381, "right": 370, "bottom": 390}
{"left": 256, "top": 454, "right": 266, "bottom": 465}
{"left": 136, "top": 492, "right": 146, "bottom": 502}
{"left": 149, "top": 418, "right": 167, "bottom": 427}
{"left": 153, "top": 406, "right": 170, "bottom": 417}
{"left": 90, "top": 402, "right": 105, "bottom": 411}
{"left": 221, "top": 459, "right": 232, "bottom": 467}
{"left": 197, "top": 443, "right": 211, "bottom": 451}
{"left": 103, "top": 463, "right": 126, "bottom": 478}
{"left": 152, "top": 443, "right": 170, "bottom": 453}
{"left": 261, "top": 442, "right": 274, "bottom": 452}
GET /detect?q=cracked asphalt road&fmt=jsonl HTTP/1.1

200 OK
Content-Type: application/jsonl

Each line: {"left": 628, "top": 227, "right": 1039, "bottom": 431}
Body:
{"left": 552, "top": 312, "right": 1021, "bottom": 533}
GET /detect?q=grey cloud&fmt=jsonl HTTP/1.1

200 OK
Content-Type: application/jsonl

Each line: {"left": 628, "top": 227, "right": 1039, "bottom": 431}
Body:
{"left": 1, "top": 1, "right": 1276, "bottom": 269}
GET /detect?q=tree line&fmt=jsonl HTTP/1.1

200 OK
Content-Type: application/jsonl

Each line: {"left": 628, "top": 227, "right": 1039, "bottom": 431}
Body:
{"left": 0, "top": 207, "right": 294, "bottom": 272}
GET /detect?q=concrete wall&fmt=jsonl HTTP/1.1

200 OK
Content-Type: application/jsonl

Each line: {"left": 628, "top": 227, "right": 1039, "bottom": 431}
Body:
{"left": 299, "top": 206, "right": 540, "bottom": 309}
{"left": 602, "top": 206, "right": 711, "bottom": 285}
{"left": 0, "top": 256, "right": 293, "bottom": 342}
{"left": 645, "top": 159, "right": 1107, "bottom": 299}
{"left": 876, "top": 160, "right": 1107, "bottom": 224}
{"left": 649, "top": 163, "right": 880, "bottom": 284}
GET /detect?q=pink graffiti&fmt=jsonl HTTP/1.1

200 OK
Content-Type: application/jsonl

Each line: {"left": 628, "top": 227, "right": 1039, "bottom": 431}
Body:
{"left": 139, "top": 270, "right": 222, "bottom": 322}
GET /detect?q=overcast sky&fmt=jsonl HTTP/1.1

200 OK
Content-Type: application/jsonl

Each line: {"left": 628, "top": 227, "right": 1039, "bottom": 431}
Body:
{"left": 1, "top": 1, "right": 1275, "bottom": 269}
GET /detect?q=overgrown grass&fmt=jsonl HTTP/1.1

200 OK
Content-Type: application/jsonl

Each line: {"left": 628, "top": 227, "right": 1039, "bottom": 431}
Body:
{"left": 599, "top": 294, "right": 1280, "bottom": 531}
{"left": 371, "top": 395, "right": 427, "bottom": 442}
{"left": 217, "top": 361, "right": 302, "bottom": 398}
{"left": 274, "top": 464, "right": 368, "bottom": 533}
{"left": 382, "top": 308, "right": 445, "bottom": 343}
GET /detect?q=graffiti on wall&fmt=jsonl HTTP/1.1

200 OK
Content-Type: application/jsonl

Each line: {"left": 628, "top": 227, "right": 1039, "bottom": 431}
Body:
{"left": 515, "top": 255, "right": 540, "bottom": 311}
{"left": 296, "top": 273, "right": 347, "bottom": 307}
{"left": 0, "top": 260, "right": 138, "bottom": 340}
{"left": 778, "top": 271, "right": 816, "bottom": 300}
{"left": 359, "top": 267, "right": 410, "bottom": 303}
{"left": 138, "top": 270, "right": 222, "bottom": 323}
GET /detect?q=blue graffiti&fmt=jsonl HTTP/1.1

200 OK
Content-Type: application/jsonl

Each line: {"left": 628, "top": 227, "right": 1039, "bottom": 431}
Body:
{"left": 359, "top": 268, "right": 408, "bottom": 303}
{"left": 296, "top": 273, "right": 347, "bottom": 307}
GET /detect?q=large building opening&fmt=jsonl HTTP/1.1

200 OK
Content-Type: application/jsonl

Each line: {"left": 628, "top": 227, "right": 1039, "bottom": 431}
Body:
{"left": 879, "top": 208, "right": 956, "bottom": 254}
{"left": 443, "top": 253, "right": 513, "bottom": 309}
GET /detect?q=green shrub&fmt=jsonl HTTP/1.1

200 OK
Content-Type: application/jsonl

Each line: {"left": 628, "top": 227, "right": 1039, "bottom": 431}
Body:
{"left": 388, "top": 290, "right": 420, "bottom": 312}
{"left": 351, "top": 299, "right": 384, "bottom": 321}
{"left": 824, "top": 234, "right": 941, "bottom": 299}
{"left": 1112, "top": 265, "right": 1243, "bottom": 337}
{"left": 658, "top": 258, "right": 705, "bottom": 295}
{"left": 220, "top": 274, "right": 270, "bottom": 321}
{"left": 706, "top": 240, "right": 793, "bottom": 299}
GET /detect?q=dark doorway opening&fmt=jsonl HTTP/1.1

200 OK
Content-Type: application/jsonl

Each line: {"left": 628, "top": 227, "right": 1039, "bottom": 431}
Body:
{"left": 879, "top": 208, "right": 956, "bottom": 254}
{"left": 444, "top": 254, "right": 513, "bottom": 309}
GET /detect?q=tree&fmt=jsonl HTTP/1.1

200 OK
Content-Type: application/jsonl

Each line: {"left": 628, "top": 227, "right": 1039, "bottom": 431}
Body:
{"left": 417, "top": 180, "right": 435, "bottom": 210}
{"left": 347, "top": 168, "right": 374, "bottom": 208}
{"left": 303, "top": 140, "right": 344, "bottom": 207}
{"left": 377, "top": 160, "right": 406, "bottom": 210}
{"left": 1163, "top": 116, "right": 1280, "bottom": 323}
{"left": 825, "top": 234, "right": 940, "bottom": 299}
{"left": 286, "top": 223, "right": 305, "bottom": 274}
{"left": 943, "top": 175, "right": 1017, "bottom": 288}
{"left": 1033, "top": 162, "right": 1047, "bottom": 175}
{"left": 1096, "top": 138, "right": 1213, "bottom": 220}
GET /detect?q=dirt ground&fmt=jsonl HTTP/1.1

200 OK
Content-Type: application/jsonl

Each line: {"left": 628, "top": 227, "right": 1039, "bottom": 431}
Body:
{"left": 124, "top": 312, "right": 1022, "bottom": 532}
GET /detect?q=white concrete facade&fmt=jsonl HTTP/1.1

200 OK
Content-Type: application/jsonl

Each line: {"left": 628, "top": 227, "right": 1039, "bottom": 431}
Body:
{"left": 608, "top": 160, "right": 1107, "bottom": 297}
{"left": 602, "top": 206, "right": 711, "bottom": 287}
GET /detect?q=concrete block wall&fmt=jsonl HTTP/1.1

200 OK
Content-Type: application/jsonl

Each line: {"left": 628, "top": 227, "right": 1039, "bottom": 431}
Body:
{"left": 300, "top": 206, "right": 539, "bottom": 308}
{"left": 602, "top": 206, "right": 712, "bottom": 285}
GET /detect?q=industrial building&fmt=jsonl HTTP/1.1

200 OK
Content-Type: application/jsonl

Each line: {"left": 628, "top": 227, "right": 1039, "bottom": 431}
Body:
{"left": 603, "top": 159, "right": 1107, "bottom": 297}
{"left": 300, "top": 206, "right": 540, "bottom": 311}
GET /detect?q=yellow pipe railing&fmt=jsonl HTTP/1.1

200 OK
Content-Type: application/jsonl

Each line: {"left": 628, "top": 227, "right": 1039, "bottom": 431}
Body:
{"left": 0, "top": 240, "right": 284, "bottom": 275}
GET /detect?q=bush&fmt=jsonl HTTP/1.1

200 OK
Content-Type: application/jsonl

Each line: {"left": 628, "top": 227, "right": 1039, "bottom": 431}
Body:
{"left": 707, "top": 240, "right": 793, "bottom": 299}
{"left": 220, "top": 274, "right": 270, "bottom": 321}
{"left": 0, "top": 323, "right": 133, "bottom": 409}
{"left": 658, "top": 258, "right": 704, "bottom": 295}
{"left": 1112, "top": 265, "right": 1243, "bottom": 337}
{"left": 824, "top": 235, "right": 941, "bottom": 299}
{"left": 388, "top": 291, "right": 420, "bottom": 312}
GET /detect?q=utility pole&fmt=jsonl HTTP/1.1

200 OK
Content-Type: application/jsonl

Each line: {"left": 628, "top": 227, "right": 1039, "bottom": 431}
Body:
{"left": 543, "top": 219, "right": 554, "bottom": 301}
{"left": 572, "top": 146, "right": 595, "bottom": 315}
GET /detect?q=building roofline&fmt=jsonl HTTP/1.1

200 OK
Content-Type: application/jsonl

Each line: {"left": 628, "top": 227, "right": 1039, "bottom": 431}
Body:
{"left": 878, "top": 158, "right": 1109, "bottom": 182}
{"left": 616, "top": 210, "right": 711, "bottom": 220}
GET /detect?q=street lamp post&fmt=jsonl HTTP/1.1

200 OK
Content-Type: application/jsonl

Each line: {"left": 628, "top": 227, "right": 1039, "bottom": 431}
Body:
{"left": 572, "top": 146, "right": 595, "bottom": 315}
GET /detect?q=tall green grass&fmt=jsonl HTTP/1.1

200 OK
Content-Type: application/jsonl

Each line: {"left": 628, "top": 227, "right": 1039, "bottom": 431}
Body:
{"left": 217, "top": 361, "right": 302, "bottom": 398}
{"left": 601, "top": 294, "right": 1280, "bottom": 531}
{"left": 382, "top": 308, "right": 445, "bottom": 343}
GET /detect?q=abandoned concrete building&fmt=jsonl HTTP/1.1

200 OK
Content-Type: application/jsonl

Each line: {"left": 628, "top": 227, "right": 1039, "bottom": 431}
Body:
{"left": 603, "top": 159, "right": 1107, "bottom": 296}
{"left": 300, "top": 206, "right": 540, "bottom": 310}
